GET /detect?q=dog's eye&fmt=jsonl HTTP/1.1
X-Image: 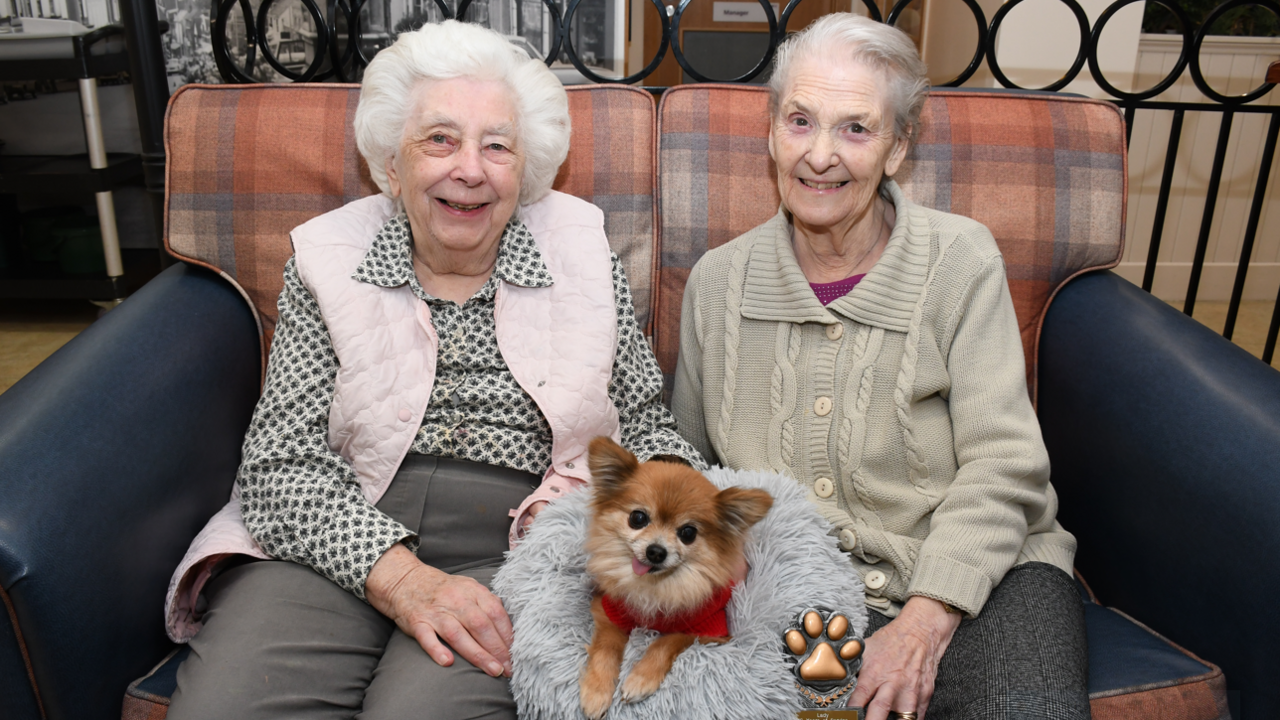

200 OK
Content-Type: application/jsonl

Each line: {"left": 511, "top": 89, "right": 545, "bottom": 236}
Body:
{"left": 677, "top": 525, "right": 697, "bottom": 545}
{"left": 628, "top": 510, "right": 649, "bottom": 529}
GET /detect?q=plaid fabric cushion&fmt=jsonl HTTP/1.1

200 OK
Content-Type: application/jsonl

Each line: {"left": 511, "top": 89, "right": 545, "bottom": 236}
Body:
{"left": 164, "top": 83, "right": 658, "bottom": 352}
{"left": 654, "top": 86, "right": 1126, "bottom": 399}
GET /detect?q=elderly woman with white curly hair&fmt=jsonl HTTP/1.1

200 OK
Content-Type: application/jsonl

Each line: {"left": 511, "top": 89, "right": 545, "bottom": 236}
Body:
{"left": 164, "top": 20, "right": 702, "bottom": 720}
{"left": 673, "top": 13, "right": 1089, "bottom": 720}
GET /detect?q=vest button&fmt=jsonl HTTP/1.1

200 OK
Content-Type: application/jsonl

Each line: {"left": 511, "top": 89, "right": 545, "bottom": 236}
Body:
{"left": 814, "top": 477, "right": 834, "bottom": 498}
{"left": 826, "top": 323, "right": 844, "bottom": 340}
{"left": 398, "top": 409, "right": 412, "bottom": 422}
{"left": 864, "top": 569, "right": 887, "bottom": 590}
{"left": 839, "top": 528, "right": 857, "bottom": 550}
{"left": 814, "top": 397, "right": 833, "bottom": 416}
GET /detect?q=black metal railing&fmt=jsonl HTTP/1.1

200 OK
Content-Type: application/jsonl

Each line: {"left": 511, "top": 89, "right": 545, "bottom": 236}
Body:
{"left": 209, "top": 0, "right": 1280, "bottom": 363}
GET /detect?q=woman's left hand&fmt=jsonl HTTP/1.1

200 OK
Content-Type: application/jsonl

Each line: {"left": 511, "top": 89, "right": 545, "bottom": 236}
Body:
{"left": 520, "top": 500, "right": 549, "bottom": 532}
{"left": 848, "top": 596, "right": 962, "bottom": 720}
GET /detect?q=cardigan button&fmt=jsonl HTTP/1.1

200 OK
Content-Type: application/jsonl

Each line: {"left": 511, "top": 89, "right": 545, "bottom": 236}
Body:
{"left": 825, "top": 323, "right": 843, "bottom": 341}
{"left": 398, "top": 409, "right": 412, "bottom": 422}
{"left": 565, "top": 462, "right": 575, "bottom": 469}
{"left": 814, "top": 477, "right": 834, "bottom": 498}
{"left": 865, "top": 569, "right": 887, "bottom": 590}
{"left": 814, "top": 397, "right": 833, "bottom": 416}
{"left": 838, "top": 528, "right": 857, "bottom": 550}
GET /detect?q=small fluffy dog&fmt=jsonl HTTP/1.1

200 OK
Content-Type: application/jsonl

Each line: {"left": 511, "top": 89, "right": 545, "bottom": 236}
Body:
{"left": 579, "top": 437, "right": 773, "bottom": 719}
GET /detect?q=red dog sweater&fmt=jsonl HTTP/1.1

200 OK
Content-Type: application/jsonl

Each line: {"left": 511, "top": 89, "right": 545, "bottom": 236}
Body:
{"left": 601, "top": 585, "right": 735, "bottom": 637}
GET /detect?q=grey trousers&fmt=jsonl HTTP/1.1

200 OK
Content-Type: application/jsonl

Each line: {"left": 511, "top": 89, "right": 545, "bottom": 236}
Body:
{"left": 168, "top": 456, "right": 540, "bottom": 720}
{"left": 863, "top": 562, "right": 1091, "bottom": 720}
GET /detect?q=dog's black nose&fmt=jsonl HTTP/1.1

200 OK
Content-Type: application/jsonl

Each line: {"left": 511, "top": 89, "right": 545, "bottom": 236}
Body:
{"left": 646, "top": 544, "right": 667, "bottom": 566}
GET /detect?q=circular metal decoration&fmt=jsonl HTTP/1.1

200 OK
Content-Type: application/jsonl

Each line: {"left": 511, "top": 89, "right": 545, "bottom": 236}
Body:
{"left": 1189, "top": 0, "right": 1280, "bottom": 104}
{"left": 888, "top": 0, "right": 987, "bottom": 87}
{"left": 255, "top": 0, "right": 329, "bottom": 81}
{"left": 987, "top": 0, "right": 1091, "bottom": 92}
{"left": 1089, "top": 0, "right": 1192, "bottom": 101}
{"left": 670, "top": 0, "right": 778, "bottom": 84}
{"left": 563, "top": 0, "right": 667, "bottom": 84}
{"left": 213, "top": 0, "right": 262, "bottom": 84}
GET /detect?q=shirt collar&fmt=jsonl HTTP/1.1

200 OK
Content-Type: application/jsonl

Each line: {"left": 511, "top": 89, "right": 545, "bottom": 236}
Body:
{"left": 739, "top": 180, "right": 933, "bottom": 333}
{"left": 353, "top": 212, "right": 555, "bottom": 294}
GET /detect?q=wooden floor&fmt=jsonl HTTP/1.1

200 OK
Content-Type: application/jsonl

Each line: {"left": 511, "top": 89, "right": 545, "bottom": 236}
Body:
{"left": 1, "top": 298, "right": 100, "bottom": 395}
{"left": 2, "top": 295, "right": 1277, "bottom": 397}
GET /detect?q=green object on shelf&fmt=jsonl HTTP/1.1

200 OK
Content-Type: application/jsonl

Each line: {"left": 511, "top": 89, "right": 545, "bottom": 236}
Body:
{"left": 55, "top": 222, "right": 106, "bottom": 275}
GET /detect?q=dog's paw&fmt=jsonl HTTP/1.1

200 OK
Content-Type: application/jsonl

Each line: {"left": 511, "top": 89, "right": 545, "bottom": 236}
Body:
{"left": 579, "top": 678, "right": 615, "bottom": 720}
{"left": 783, "top": 607, "right": 863, "bottom": 708}
{"left": 619, "top": 665, "right": 665, "bottom": 704}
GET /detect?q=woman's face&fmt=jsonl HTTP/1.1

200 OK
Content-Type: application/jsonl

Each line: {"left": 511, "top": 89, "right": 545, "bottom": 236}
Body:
{"left": 769, "top": 57, "right": 909, "bottom": 237}
{"left": 387, "top": 77, "right": 524, "bottom": 258}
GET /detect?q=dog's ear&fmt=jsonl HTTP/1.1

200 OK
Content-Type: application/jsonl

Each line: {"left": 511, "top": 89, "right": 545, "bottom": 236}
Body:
{"left": 588, "top": 436, "right": 638, "bottom": 500}
{"left": 715, "top": 487, "right": 774, "bottom": 536}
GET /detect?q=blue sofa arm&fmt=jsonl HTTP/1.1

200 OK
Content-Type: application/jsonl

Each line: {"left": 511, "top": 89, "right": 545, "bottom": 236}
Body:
{"left": 1038, "top": 270, "right": 1280, "bottom": 720}
{"left": 0, "top": 263, "right": 261, "bottom": 720}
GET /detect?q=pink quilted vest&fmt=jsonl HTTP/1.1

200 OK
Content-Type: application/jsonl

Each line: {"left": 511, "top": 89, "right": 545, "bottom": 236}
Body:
{"left": 164, "top": 191, "right": 621, "bottom": 643}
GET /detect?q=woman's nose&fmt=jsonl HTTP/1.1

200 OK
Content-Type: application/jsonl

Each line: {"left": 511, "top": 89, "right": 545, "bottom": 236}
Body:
{"left": 451, "top": 142, "right": 485, "bottom": 185}
{"left": 806, "top": 131, "right": 838, "bottom": 171}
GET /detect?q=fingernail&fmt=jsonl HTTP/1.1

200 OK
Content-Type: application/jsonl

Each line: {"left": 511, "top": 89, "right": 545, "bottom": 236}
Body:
{"left": 489, "top": 663, "right": 503, "bottom": 676}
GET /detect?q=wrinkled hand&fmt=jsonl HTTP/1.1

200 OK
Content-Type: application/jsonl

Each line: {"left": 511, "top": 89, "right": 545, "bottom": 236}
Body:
{"left": 849, "top": 596, "right": 961, "bottom": 720}
{"left": 366, "top": 543, "right": 513, "bottom": 677}
{"left": 520, "top": 500, "right": 549, "bottom": 532}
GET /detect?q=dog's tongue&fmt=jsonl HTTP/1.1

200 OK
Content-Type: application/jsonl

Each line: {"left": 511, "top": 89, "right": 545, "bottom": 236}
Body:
{"left": 632, "top": 558, "right": 651, "bottom": 576}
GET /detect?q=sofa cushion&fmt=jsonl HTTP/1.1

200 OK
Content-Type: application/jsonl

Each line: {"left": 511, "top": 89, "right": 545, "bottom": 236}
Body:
{"left": 164, "top": 83, "right": 659, "bottom": 362}
{"left": 1083, "top": 600, "right": 1230, "bottom": 720}
{"left": 654, "top": 85, "right": 1126, "bottom": 400}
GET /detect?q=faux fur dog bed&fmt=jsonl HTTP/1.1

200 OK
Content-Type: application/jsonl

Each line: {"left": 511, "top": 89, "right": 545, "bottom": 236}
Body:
{"left": 492, "top": 467, "right": 867, "bottom": 720}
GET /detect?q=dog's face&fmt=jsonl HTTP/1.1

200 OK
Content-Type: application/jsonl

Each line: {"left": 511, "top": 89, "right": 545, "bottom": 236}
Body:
{"left": 584, "top": 437, "right": 773, "bottom": 619}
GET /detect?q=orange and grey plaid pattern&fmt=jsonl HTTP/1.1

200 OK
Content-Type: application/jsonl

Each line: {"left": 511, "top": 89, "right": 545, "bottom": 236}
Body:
{"left": 164, "top": 84, "right": 659, "bottom": 352}
{"left": 654, "top": 86, "right": 1127, "bottom": 399}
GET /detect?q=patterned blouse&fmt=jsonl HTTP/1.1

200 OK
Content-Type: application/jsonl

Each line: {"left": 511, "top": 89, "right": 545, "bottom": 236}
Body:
{"left": 237, "top": 212, "right": 703, "bottom": 598}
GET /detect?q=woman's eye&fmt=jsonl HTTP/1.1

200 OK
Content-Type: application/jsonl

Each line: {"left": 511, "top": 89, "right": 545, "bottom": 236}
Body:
{"left": 488, "top": 143, "right": 508, "bottom": 152}
{"left": 848, "top": 123, "right": 866, "bottom": 134}
{"left": 430, "top": 134, "right": 448, "bottom": 143}
{"left": 792, "top": 117, "right": 809, "bottom": 127}
{"left": 677, "top": 525, "right": 697, "bottom": 544}
{"left": 628, "top": 510, "right": 649, "bottom": 530}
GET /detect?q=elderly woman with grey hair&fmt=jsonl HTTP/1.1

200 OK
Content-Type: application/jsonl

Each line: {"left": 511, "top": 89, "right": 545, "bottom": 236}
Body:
{"left": 672, "top": 13, "right": 1088, "bottom": 720}
{"left": 164, "top": 20, "right": 701, "bottom": 720}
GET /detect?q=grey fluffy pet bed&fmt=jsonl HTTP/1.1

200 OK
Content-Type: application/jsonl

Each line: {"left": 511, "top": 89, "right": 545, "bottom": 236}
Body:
{"left": 492, "top": 467, "right": 867, "bottom": 720}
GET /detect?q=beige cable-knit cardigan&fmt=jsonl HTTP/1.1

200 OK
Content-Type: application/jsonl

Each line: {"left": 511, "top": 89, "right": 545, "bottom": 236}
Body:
{"left": 671, "top": 180, "right": 1075, "bottom": 619}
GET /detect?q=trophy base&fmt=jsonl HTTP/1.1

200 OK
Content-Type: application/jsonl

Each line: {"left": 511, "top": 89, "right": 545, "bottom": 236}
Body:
{"left": 796, "top": 709, "right": 865, "bottom": 719}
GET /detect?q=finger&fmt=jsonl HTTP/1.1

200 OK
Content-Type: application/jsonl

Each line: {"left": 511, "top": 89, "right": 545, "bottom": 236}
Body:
{"left": 864, "top": 682, "right": 900, "bottom": 720}
{"left": 438, "top": 615, "right": 506, "bottom": 677}
{"left": 460, "top": 604, "right": 512, "bottom": 668}
{"left": 478, "top": 589, "right": 515, "bottom": 647}
{"left": 412, "top": 625, "right": 455, "bottom": 668}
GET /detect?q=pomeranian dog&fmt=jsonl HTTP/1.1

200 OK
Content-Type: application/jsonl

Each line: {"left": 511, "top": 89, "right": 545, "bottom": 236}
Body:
{"left": 578, "top": 437, "right": 773, "bottom": 719}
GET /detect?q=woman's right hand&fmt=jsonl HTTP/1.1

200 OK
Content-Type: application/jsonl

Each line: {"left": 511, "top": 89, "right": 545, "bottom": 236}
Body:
{"left": 366, "top": 543, "right": 514, "bottom": 677}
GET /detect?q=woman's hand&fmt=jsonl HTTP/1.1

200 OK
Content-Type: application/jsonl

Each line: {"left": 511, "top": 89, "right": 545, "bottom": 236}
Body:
{"left": 366, "top": 543, "right": 514, "bottom": 677}
{"left": 849, "top": 596, "right": 962, "bottom": 720}
{"left": 520, "top": 500, "right": 549, "bottom": 532}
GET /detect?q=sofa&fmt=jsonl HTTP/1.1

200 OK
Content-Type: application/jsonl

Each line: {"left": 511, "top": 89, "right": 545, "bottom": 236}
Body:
{"left": 1, "top": 83, "right": 1276, "bottom": 720}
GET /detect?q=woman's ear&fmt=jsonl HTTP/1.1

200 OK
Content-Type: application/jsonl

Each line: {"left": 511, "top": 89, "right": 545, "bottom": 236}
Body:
{"left": 386, "top": 155, "right": 402, "bottom": 198}
{"left": 588, "top": 437, "right": 638, "bottom": 500}
{"left": 883, "top": 129, "right": 910, "bottom": 179}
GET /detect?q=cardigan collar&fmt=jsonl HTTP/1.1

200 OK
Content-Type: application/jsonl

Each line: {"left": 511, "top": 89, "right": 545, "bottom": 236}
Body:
{"left": 739, "top": 179, "right": 934, "bottom": 333}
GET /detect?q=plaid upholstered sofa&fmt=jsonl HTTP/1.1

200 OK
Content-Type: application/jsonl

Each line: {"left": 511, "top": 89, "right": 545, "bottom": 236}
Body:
{"left": 1, "top": 83, "right": 1277, "bottom": 720}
